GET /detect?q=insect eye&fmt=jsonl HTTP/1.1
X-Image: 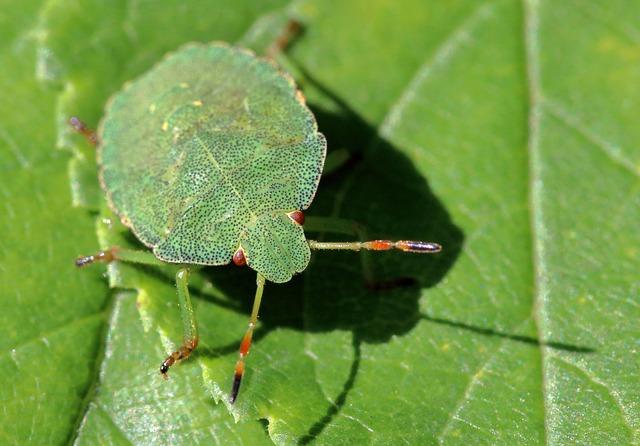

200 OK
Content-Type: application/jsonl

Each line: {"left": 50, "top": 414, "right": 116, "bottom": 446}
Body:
{"left": 232, "top": 248, "right": 246, "bottom": 266}
{"left": 288, "top": 210, "right": 305, "bottom": 226}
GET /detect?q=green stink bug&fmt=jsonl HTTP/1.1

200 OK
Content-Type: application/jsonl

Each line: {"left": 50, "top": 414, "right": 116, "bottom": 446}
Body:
{"left": 73, "top": 42, "right": 441, "bottom": 404}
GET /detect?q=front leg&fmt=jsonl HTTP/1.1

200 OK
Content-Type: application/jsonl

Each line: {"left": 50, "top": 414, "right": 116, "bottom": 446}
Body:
{"left": 75, "top": 246, "right": 165, "bottom": 267}
{"left": 75, "top": 249, "right": 198, "bottom": 376}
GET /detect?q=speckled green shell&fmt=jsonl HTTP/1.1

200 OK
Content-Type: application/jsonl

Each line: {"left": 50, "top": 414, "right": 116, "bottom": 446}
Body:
{"left": 98, "top": 43, "right": 326, "bottom": 283}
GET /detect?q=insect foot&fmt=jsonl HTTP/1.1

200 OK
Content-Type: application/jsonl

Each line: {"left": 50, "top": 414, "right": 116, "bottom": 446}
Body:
{"left": 75, "top": 248, "right": 117, "bottom": 267}
{"left": 160, "top": 337, "right": 199, "bottom": 378}
{"left": 69, "top": 116, "right": 98, "bottom": 146}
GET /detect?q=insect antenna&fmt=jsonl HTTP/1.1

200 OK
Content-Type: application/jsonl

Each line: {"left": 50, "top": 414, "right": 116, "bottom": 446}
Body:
{"left": 307, "top": 239, "right": 442, "bottom": 253}
{"left": 229, "top": 273, "right": 266, "bottom": 404}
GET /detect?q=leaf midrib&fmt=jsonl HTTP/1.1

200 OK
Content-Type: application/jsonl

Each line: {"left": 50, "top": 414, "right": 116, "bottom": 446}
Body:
{"left": 522, "top": 0, "right": 549, "bottom": 444}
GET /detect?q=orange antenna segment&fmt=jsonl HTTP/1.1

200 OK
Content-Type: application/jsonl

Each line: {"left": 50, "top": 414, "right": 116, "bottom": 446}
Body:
{"left": 308, "top": 239, "right": 442, "bottom": 254}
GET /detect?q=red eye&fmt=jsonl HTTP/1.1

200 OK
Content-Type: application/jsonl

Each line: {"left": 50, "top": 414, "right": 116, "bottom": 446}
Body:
{"left": 288, "top": 210, "right": 305, "bottom": 226}
{"left": 232, "top": 248, "right": 246, "bottom": 266}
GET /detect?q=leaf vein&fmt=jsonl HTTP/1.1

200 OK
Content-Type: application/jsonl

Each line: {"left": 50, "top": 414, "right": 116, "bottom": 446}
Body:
{"left": 379, "top": 0, "right": 499, "bottom": 137}
{"left": 1, "top": 310, "right": 107, "bottom": 358}
{"left": 543, "top": 99, "right": 639, "bottom": 178}
{"left": 0, "top": 124, "right": 30, "bottom": 169}
{"left": 436, "top": 331, "right": 515, "bottom": 443}
{"left": 554, "top": 357, "right": 636, "bottom": 442}
{"left": 91, "top": 402, "right": 136, "bottom": 446}
{"left": 523, "top": 1, "right": 550, "bottom": 445}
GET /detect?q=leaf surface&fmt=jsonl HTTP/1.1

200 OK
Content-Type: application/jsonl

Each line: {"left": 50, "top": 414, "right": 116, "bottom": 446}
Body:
{"left": 3, "top": 0, "right": 639, "bottom": 445}
{"left": 0, "top": 0, "right": 285, "bottom": 444}
{"left": 281, "top": 0, "right": 639, "bottom": 444}
{"left": 0, "top": 0, "right": 109, "bottom": 444}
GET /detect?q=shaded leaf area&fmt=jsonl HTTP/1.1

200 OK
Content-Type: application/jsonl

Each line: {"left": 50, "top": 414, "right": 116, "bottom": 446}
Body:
{"left": 214, "top": 1, "right": 548, "bottom": 443}
{"left": 9, "top": 0, "right": 637, "bottom": 445}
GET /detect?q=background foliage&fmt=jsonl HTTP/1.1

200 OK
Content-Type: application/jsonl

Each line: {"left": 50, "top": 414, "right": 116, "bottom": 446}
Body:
{"left": 1, "top": 0, "right": 638, "bottom": 445}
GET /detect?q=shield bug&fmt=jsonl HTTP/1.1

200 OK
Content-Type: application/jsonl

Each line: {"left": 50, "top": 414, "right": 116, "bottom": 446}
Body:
{"left": 74, "top": 42, "right": 442, "bottom": 404}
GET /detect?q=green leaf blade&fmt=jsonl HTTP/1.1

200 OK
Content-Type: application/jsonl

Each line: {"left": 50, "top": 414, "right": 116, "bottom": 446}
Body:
{"left": 0, "top": 1, "right": 111, "bottom": 444}
{"left": 527, "top": 1, "right": 640, "bottom": 443}
{"left": 74, "top": 291, "right": 271, "bottom": 446}
{"left": 3, "top": 0, "right": 638, "bottom": 444}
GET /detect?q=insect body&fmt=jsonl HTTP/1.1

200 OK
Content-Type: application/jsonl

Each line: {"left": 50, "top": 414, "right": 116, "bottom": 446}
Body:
{"left": 75, "top": 42, "right": 441, "bottom": 404}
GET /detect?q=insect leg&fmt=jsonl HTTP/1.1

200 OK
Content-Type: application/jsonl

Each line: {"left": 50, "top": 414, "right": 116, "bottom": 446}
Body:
{"left": 266, "top": 19, "right": 303, "bottom": 59}
{"left": 229, "top": 273, "right": 266, "bottom": 404}
{"left": 75, "top": 247, "right": 164, "bottom": 267}
{"left": 160, "top": 268, "right": 199, "bottom": 377}
{"left": 69, "top": 117, "right": 98, "bottom": 146}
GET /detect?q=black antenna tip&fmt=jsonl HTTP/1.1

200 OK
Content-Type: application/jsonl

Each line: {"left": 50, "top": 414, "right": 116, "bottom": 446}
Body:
{"left": 229, "top": 373, "right": 243, "bottom": 404}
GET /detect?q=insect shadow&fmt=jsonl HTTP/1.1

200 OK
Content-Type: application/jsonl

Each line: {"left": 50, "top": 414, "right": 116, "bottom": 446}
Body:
{"left": 196, "top": 66, "right": 465, "bottom": 339}
{"left": 186, "top": 72, "right": 464, "bottom": 441}
{"left": 183, "top": 74, "right": 593, "bottom": 443}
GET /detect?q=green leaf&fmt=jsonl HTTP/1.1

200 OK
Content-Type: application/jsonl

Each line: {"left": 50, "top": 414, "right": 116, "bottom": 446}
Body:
{"left": 282, "top": 0, "right": 638, "bottom": 443}
{"left": 74, "top": 291, "right": 269, "bottom": 445}
{"left": 4, "top": 0, "right": 639, "bottom": 445}
{"left": 0, "top": 1, "right": 109, "bottom": 444}
{"left": 0, "top": 0, "right": 283, "bottom": 444}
